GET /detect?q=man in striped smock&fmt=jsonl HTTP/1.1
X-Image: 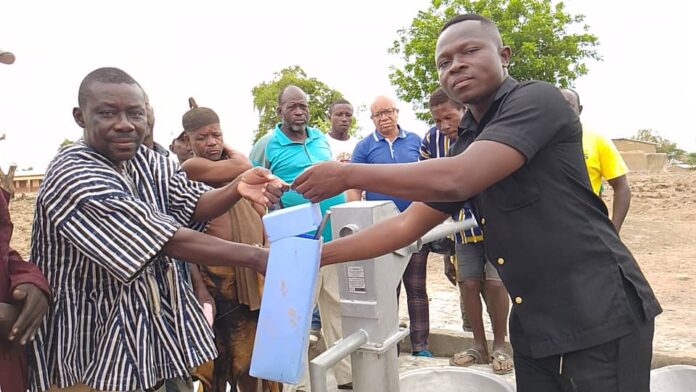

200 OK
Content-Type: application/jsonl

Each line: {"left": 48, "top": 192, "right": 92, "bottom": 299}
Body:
{"left": 26, "top": 68, "right": 285, "bottom": 392}
{"left": 421, "top": 87, "right": 511, "bottom": 375}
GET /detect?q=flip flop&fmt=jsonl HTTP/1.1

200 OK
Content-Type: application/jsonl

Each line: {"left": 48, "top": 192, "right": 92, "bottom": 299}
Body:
{"left": 490, "top": 350, "right": 514, "bottom": 375}
{"left": 449, "top": 348, "right": 487, "bottom": 367}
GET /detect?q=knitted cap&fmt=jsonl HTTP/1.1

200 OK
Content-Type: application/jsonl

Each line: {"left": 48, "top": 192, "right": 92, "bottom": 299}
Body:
{"left": 182, "top": 97, "right": 219, "bottom": 133}
{"left": 0, "top": 49, "right": 16, "bottom": 65}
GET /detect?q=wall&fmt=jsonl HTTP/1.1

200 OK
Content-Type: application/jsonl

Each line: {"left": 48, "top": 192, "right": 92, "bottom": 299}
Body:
{"left": 619, "top": 151, "right": 668, "bottom": 172}
{"left": 12, "top": 175, "right": 43, "bottom": 193}
{"left": 613, "top": 139, "right": 657, "bottom": 154}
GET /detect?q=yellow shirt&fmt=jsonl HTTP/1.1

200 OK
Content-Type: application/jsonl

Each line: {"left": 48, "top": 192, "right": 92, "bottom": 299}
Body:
{"left": 582, "top": 128, "right": 629, "bottom": 195}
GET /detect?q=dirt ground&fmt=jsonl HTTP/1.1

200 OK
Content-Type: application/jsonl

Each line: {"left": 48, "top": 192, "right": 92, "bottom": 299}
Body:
{"left": 8, "top": 170, "right": 696, "bottom": 360}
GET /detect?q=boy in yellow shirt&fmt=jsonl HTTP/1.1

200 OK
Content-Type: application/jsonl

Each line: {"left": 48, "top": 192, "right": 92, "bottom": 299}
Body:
{"left": 561, "top": 88, "right": 631, "bottom": 232}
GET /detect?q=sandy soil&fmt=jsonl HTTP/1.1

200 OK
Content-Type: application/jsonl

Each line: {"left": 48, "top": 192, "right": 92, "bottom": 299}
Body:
{"left": 8, "top": 171, "right": 696, "bottom": 360}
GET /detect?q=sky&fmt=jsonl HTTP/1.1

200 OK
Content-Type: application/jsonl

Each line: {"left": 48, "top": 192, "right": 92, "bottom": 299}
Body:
{"left": 1, "top": 0, "right": 694, "bottom": 173}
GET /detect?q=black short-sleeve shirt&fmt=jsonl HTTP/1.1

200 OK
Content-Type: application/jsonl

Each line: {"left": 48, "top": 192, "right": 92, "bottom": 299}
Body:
{"left": 429, "top": 77, "right": 662, "bottom": 358}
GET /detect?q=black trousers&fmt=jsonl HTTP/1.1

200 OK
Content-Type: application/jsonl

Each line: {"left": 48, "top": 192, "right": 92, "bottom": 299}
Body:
{"left": 514, "top": 278, "right": 655, "bottom": 392}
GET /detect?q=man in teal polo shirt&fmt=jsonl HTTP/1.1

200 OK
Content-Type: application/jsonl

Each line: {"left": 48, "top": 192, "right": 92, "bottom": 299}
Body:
{"left": 249, "top": 85, "right": 352, "bottom": 391}
{"left": 249, "top": 86, "right": 344, "bottom": 240}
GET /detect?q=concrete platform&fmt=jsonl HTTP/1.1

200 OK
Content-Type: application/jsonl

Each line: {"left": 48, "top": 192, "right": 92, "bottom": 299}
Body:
{"left": 311, "top": 327, "right": 696, "bottom": 391}
{"left": 309, "top": 331, "right": 515, "bottom": 391}
{"left": 314, "top": 354, "right": 515, "bottom": 392}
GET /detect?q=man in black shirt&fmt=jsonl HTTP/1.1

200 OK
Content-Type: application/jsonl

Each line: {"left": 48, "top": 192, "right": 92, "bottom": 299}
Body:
{"left": 292, "top": 13, "right": 661, "bottom": 392}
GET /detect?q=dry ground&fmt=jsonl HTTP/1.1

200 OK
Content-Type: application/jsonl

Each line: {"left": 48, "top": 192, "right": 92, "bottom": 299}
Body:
{"left": 9, "top": 170, "right": 696, "bottom": 359}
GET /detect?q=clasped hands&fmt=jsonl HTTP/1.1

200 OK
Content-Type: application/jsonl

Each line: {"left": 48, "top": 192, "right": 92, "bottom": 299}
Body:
{"left": 238, "top": 162, "right": 349, "bottom": 207}
{"left": 0, "top": 283, "right": 50, "bottom": 346}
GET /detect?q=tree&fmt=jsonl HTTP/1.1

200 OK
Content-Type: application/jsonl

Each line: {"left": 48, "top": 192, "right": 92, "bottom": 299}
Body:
{"left": 389, "top": 0, "right": 601, "bottom": 121}
{"left": 632, "top": 129, "right": 685, "bottom": 161}
{"left": 59, "top": 138, "right": 74, "bottom": 150}
{"left": 683, "top": 152, "right": 696, "bottom": 166}
{"left": 251, "top": 66, "right": 350, "bottom": 142}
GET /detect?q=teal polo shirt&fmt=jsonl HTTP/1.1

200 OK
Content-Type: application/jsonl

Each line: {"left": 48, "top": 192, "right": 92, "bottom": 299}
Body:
{"left": 249, "top": 124, "right": 345, "bottom": 241}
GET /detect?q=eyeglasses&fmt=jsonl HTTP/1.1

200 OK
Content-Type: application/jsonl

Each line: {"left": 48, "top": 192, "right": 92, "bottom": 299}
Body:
{"left": 370, "top": 108, "right": 397, "bottom": 119}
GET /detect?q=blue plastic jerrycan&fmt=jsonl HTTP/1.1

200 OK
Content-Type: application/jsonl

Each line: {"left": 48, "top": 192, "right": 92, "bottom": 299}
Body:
{"left": 250, "top": 203, "right": 323, "bottom": 384}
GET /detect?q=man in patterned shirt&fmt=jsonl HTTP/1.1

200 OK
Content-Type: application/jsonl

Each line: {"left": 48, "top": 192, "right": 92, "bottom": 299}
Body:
{"left": 27, "top": 67, "right": 285, "bottom": 392}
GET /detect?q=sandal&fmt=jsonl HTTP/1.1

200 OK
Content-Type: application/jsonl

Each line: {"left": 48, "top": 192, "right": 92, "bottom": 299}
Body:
{"left": 449, "top": 348, "right": 487, "bottom": 367}
{"left": 490, "top": 350, "right": 514, "bottom": 375}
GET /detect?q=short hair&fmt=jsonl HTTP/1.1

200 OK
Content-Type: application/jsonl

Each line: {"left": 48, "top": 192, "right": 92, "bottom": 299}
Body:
{"left": 370, "top": 95, "right": 398, "bottom": 112}
{"left": 428, "top": 87, "right": 463, "bottom": 110}
{"left": 277, "top": 85, "right": 290, "bottom": 105}
{"left": 329, "top": 98, "right": 352, "bottom": 114}
{"left": 562, "top": 87, "right": 581, "bottom": 107}
{"left": 441, "top": 13, "right": 496, "bottom": 34}
{"left": 78, "top": 67, "right": 142, "bottom": 108}
{"left": 439, "top": 14, "right": 503, "bottom": 48}
{"left": 277, "top": 85, "right": 303, "bottom": 106}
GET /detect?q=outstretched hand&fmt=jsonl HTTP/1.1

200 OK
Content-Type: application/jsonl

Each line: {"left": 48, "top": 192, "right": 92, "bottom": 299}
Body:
{"left": 237, "top": 167, "right": 289, "bottom": 207}
{"left": 9, "top": 283, "right": 49, "bottom": 345}
{"left": 292, "top": 161, "right": 349, "bottom": 203}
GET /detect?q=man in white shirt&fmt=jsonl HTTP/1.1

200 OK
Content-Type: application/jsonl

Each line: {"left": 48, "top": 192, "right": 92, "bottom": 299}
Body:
{"left": 326, "top": 99, "right": 359, "bottom": 163}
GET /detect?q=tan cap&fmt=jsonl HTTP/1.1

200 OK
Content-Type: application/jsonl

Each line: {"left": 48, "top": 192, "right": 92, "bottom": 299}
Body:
{"left": 0, "top": 49, "right": 16, "bottom": 65}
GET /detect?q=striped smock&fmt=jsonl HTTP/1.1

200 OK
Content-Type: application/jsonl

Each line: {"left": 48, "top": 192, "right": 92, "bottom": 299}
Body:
{"left": 27, "top": 141, "right": 216, "bottom": 391}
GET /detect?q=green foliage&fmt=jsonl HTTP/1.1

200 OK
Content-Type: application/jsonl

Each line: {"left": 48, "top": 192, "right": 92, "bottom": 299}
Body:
{"left": 683, "top": 152, "right": 696, "bottom": 166}
{"left": 632, "top": 129, "right": 662, "bottom": 145}
{"left": 389, "top": 0, "right": 601, "bottom": 121}
{"left": 59, "top": 138, "right": 74, "bottom": 150}
{"left": 632, "top": 129, "right": 685, "bottom": 161}
{"left": 251, "top": 66, "right": 347, "bottom": 142}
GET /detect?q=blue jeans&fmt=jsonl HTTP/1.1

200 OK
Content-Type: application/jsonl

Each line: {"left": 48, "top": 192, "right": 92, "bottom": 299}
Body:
{"left": 311, "top": 305, "right": 321, "bottom": 330}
